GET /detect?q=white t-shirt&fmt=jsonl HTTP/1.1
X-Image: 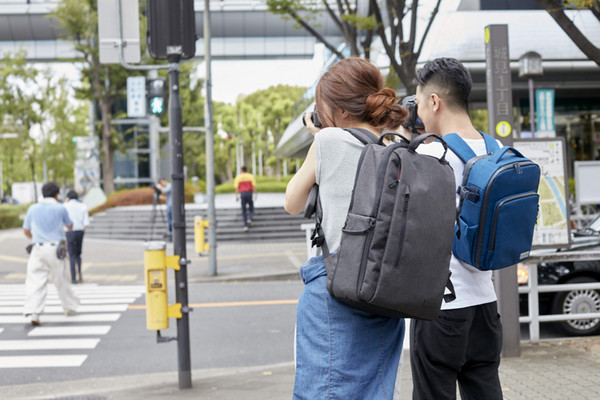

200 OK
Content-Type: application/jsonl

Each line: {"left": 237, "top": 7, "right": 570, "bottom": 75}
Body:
{"left": 417, "top": 137, "right": 500, "bottom": 310}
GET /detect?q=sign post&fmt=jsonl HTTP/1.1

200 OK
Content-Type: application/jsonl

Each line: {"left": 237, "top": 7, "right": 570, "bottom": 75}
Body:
{"left": 485, "top": 24, "right": 520, "bottom": 357}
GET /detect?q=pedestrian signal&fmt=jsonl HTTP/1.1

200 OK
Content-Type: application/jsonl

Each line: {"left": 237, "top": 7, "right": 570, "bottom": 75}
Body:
{"left": 147, "top": 78, "right": 167, "bottom": 115}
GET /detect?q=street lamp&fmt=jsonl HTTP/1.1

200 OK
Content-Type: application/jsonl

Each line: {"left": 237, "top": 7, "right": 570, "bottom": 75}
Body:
{"left": 519, "top": 51, "right": 543, "bottom": 135}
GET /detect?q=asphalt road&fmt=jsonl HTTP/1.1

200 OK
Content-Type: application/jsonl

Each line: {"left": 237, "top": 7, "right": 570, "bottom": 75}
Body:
{"left": 0, "top": 281, "right": 303, "bottom": 387}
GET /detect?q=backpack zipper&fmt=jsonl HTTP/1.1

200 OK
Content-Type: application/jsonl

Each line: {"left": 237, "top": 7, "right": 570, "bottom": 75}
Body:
{"left": 393, "top": 190, "right": 410, "bottom": 269}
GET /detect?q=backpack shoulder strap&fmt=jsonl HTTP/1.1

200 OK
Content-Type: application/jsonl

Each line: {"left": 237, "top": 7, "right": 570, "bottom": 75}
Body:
{"left": 343, "top": 128, "right": 379, "bottom": 145}
{"left": 443, "top": 133, "right": 477, "bottom": 163}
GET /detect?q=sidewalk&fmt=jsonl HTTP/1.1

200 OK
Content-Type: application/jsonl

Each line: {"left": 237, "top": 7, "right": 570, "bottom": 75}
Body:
{"left": 2, "top": 228, "right": 600, "bottom": 399}
{"left": 4, "top": 338, "right": 600, "bottom": 399}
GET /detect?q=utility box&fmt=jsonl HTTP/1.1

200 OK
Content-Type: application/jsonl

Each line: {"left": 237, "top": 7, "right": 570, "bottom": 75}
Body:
{"left": 146, "top": 0, "right": 196, "bottom": 60}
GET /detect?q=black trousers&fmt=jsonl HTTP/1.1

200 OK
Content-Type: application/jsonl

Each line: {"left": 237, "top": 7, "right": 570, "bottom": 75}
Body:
{"left": 410, "top": 301, "right": 503, "bottom": 400}
{"left": 66, "top": 230, "right": 84, "bottom": 282}
{"left": 240, "top": 191, "right": 254, "bottom": 226}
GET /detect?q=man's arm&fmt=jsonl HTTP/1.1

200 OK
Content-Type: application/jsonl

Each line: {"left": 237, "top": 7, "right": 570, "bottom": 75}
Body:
{"left": 23, "top": 229, "right": 32, "bottom": 239}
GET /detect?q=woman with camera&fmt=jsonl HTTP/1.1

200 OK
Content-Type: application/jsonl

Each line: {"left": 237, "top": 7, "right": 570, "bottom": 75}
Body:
{"left": 284, "top": 57, "right": 409, "bottom": 399}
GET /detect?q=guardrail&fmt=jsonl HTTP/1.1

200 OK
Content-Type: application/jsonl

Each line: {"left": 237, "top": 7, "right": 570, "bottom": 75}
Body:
{"left": 519, "top": 250, "right": 600, "bottom": 343}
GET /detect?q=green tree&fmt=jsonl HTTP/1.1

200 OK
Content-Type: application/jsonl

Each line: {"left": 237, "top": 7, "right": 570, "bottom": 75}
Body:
{"left": 267, "top": 0, "right": 442, "bottom": 94}
{"left": 536, "top": 0, "right": 600, "bottom": 67}
{"left": 237, "top": 85, "right": 306, "bottom": 179}
{"left": 52, "top": 0, "right": 145, "bottom": 195}
{"left": 0, "top": 52, "right": 85, "bottom": 194}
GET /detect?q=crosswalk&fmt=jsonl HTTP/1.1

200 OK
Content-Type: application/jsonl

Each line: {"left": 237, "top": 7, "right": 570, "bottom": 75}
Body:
{"left": 0, "top": 284, "right": 145, "bottom": 368}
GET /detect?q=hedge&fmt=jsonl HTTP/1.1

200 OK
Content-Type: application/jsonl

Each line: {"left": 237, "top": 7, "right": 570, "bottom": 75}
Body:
{"left": 0, "top": 204, "right": 29, "bottom": 230}
{"left": 90, "top": 183, "right": 204, "bottom": 215}
{"left": 215, "top": 175, "right": 292, "bottom": 194}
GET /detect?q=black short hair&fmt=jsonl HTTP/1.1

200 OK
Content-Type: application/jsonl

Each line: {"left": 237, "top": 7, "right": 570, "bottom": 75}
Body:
{"left": 415, "top": 58, "right": 472, "bottom": 112}
{"left": 42, "top": 182, "right": 60, "bottom": 198}
{"left": 67, "top": 190, "right": 78, "bottom": 200}
{"left": 241, "top": 166, "right": 248, "bottom": 173}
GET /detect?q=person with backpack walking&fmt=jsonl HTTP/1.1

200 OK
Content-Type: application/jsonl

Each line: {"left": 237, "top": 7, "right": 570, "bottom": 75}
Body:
{"left": 409, "top": 58, "right": 505, "bottom": 400}
{"left": 284, "top": 57, "right": 410, "bottom": 399}
{"left": 234, "top": 166, "right": 257, "bottom": 231}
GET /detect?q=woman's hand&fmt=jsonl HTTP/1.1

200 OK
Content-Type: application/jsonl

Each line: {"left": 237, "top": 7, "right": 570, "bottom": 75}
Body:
{"left": 304, "top": 113, "right": 320, "bottom": 136}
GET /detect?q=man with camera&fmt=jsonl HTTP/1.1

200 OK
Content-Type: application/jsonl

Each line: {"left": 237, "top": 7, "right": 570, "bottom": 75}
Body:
{"left": 22, "top": 182, "right": 79, "bottom": 326}
{"left": 154, "top": 178, "right": 172, "bottom": 236}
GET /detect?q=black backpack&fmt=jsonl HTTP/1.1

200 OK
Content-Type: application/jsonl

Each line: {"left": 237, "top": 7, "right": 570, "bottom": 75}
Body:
{"left": 305, "top": 129, "right": 456, "bottom": 320}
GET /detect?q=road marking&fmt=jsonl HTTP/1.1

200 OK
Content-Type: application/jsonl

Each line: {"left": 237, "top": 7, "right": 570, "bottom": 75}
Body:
{"left": 0, "top": 328, "right": 3, "bottom": 334}
{"left": 0, "top": 255, "right": 28, "bottom": 264}
{"left": 1, "top": 273, "right": 139, "bottom": 282}
{"left": 0, "top": 298, "right": 137, "bottom": 306}
{"left": 0, "top": 339, "right": 100, "bottom": 351}
{"left": 29, "top": 326, "right": 112, "bottom": 337}
{"left": 284, "top": 250, "right": 303, "bottom": 268}
{"left": 128, "top": 299, "right": 299, "bottom": 310}
{"left": 0, "top": 314, "right": 121, "bottom": 324}
{"left": 0, "top": 304, "right": 129, "bottom": 314}
{"left": 0, "top": 355, "right": 87, "bottom": 368}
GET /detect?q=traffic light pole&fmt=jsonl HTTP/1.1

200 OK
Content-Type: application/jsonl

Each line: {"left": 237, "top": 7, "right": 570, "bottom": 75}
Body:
{"left": 167, "top": 57, "right": 192, "bottom": 390}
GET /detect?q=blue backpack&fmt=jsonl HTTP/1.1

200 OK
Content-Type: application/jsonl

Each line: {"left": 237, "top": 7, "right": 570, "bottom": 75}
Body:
{"left": 444, "top": 132, "right": 541, "bottom": 271}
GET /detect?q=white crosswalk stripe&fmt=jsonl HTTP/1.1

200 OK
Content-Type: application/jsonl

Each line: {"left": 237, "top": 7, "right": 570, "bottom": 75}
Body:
{"left": 0, "top": 284, "right": 145, "bottom": 369}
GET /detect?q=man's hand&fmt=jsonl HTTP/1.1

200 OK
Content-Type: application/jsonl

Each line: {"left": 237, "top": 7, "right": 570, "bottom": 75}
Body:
{"left": 23, "top": 229, "right": 32, "bottom": 239}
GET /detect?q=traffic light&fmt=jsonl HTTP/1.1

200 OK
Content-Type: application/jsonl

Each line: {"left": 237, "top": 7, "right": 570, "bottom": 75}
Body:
{"left": 146, "top": 0, "right": 196, "bottom": 60}
{"left": 147, "top": 78, "right": 167, "bottom": 115}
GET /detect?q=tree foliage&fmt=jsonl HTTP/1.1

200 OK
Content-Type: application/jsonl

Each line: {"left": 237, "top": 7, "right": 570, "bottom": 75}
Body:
{"left": 267, "top": 0, "right": 442, "bottom": 94}
{"left": 51, "top": 0, "right": 145, "bottom": 195}
{"left": 0, "top": 51, "right": 87, "bottom": 195}
{"left": 536, "top": 0, "right": 600, "bottom": 67}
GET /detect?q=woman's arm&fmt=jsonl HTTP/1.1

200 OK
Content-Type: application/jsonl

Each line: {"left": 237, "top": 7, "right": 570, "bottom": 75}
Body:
{"left": 284, "top": 140, "right": 317, "bottom": 215}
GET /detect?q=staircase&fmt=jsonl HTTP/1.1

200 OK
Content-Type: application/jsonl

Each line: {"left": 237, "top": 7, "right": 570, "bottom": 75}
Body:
{"left": 86, "top": 204, "right": 307, "bottom": 242}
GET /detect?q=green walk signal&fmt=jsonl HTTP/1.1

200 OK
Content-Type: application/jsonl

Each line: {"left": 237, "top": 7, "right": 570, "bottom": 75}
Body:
{"left": 150, "top": 97, "right": 165, "bottom": 114}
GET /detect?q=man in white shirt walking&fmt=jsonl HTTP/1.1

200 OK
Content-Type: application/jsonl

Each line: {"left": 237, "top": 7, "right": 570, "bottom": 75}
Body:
{"left": 64, "top": 190, "right": 90, "bottom": 284}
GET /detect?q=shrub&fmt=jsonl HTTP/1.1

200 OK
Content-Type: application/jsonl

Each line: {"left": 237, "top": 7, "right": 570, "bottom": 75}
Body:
{"left": 215, "top": 175, "right": 292, "bottom": 194}
{"left": 0, "top": 204, "right": 29, "bottom": 230}
{"left": 90, "top": 183, "right": 205, "bottom": 215}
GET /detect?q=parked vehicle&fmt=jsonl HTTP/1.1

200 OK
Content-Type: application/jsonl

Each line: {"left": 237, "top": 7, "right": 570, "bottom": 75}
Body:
{"left": 518, "top": 215, "right": 600, "bottom": 336}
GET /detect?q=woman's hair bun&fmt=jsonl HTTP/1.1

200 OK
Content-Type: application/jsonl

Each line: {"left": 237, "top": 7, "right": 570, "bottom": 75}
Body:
{"left": 365, "top": 88, "right": 409, "bottom": 130}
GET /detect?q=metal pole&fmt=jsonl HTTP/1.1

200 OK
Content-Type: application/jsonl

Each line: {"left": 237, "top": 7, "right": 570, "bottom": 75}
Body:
{"left": 167, "top": 59, "right": 192, "bottom": 389}
{"left": 0, "top": 160, "right": 3, "bottom": 199}
{"left": 204, "top": 0, "right": 217, "bottom": 277}
{"left": 529, "top": 78, "right": 535, "bottom": 134}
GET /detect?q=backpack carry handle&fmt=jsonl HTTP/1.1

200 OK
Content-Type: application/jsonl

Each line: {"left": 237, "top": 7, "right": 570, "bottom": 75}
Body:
{"left": 489, "top": 146, "right": 525, "bottom": 164}
{"left": 378, "top": 130, "right": 411, "bottom": 145}
{"left": 408, "top": 133, "right": 449, "bottom": 161}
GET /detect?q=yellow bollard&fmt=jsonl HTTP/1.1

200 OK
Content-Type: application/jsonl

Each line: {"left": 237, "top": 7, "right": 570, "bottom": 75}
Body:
{"left": 143, "top": 241, "right": 181, "bottom": 331}
{"left": 194, "top": 216, "right": 210, "bottom": 254}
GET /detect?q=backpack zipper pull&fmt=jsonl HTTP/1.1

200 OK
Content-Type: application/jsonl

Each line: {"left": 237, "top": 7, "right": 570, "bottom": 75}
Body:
{"left": 515, "top": 164, "right": 522, "bottom": 174}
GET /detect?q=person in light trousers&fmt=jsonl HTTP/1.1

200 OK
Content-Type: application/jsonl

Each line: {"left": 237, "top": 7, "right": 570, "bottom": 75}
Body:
{"left": 23, "top": 182, "right": 79, "bottom": 326}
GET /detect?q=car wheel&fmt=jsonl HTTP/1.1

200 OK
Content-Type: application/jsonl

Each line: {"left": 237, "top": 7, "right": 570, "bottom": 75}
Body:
{"left": 551, "top": 276, "right": 600, "bottom": 336}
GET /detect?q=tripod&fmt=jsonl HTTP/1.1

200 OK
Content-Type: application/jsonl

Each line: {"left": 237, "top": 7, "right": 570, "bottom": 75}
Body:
{"left": 148, "top": 190, "right": 169, "bottom": 241}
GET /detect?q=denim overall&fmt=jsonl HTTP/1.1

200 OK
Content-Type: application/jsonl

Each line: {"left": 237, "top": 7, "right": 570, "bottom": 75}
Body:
{"left": 293, "top": 255, "right": 405, "bottom": 400}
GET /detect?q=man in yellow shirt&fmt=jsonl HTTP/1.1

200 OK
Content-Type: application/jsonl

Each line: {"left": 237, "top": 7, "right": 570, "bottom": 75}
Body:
{"left": 234, "top": 166, "right": 257, "bottom": 231}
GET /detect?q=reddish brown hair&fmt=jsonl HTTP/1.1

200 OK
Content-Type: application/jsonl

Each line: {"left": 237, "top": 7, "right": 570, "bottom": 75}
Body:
{"left": 315, "top": 57, "right": 408, "bottom": 130}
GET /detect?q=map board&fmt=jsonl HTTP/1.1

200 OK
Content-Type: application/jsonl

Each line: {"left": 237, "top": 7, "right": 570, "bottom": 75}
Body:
{"left": 514, "top": 138, "right": 571, "bottom": 249}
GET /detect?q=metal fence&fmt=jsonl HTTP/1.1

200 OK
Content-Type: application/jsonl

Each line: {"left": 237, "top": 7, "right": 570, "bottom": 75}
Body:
{"left": 519, "top": 250, "right": 600, "bottom": 343}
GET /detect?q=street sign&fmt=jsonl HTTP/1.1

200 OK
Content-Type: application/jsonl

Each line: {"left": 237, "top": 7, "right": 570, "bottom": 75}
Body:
{"left": 536, "top": 89, "right": 556, "bottom": 137}
{"left": 127, "top": 76, "right": 147, "bottom": 118}
{"left": 485, "top": 25, "right": 514, "bottom": 146}
{"left": 98, "top": 0, "right": 141, "bottom": 64}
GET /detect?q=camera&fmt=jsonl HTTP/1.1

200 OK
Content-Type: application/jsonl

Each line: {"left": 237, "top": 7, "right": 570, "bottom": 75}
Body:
{"left": 150, "top": 182, "right": 162, "bottom": 195}
{"left": 402, "top": 95, "right": 425, "bottom": 134}
{"left": 302, "top": 111, "right": 322, "bottom": 128}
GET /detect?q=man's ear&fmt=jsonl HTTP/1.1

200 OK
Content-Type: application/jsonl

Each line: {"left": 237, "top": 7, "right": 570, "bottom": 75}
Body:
{"left": 430, "top": 93, "right": 441, "bottom": 113}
